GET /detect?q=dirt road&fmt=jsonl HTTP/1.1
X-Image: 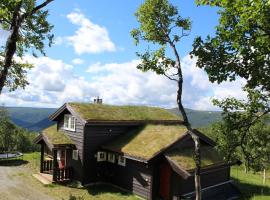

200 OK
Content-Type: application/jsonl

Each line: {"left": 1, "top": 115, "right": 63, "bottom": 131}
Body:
{"left": 0, "top": 164, "right": 54, "bottom": 200}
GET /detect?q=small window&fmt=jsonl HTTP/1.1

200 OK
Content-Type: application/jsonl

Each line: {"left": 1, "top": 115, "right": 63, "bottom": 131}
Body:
{"left": 72, "top": 150, "right": 78, "bottom": 160}
{"left": 108, "top": 153, "right": 115, "bottom": 163}
{"left": 97, "top": 151, "right": 107, "bottom": 162}
{"left": 118, "top": 155, "right": 126, "bottom": 166}
{"left": 64, "top": 114, "right": 76, "bottom": 131}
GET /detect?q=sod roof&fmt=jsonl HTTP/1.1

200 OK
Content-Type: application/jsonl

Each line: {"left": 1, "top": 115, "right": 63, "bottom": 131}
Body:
{"left": 68, "top": 103, "right": 181, "bottom": 122}
{"left": 103, "top": 124, "right": 188, "bottom": 160}
{"left": 166, "top": 145, "right": 223, "bottom": 171}
{"left": 42, "top": 125, "right": 73, "bottom": 145}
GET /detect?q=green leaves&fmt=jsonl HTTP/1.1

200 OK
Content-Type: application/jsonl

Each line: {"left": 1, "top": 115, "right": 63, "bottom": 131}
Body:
{"left": 0, "top": 0, "right": 54, "bottom": 91}
{"left": 191, "top": 0, "right": 270, "bottom": 92}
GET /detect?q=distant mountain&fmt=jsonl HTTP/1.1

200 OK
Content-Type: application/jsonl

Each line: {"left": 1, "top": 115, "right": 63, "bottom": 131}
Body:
{"left": 168, "top": 108, "right": 222, "bottom": 128}
{"left": 6, "top": 107, "right": 56, "bottom": 132}
{"left": 5, "top": 106, "right": 222, "bottom": 132}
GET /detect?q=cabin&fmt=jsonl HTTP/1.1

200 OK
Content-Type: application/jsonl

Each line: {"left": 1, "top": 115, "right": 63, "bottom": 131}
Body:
{"left": 34, "top": 102, "right": 240, "bottom": 200}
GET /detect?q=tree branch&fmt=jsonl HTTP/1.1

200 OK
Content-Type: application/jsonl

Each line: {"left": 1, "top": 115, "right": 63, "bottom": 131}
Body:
{"left": 22, "top": 0, "right": 54, "bottom": 19}
{"left": 164, "top": 73, "right": 178, "bottom": 82}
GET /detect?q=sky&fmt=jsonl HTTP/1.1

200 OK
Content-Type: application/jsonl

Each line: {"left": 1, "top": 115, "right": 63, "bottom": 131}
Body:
{"left": 0, "top": 0, "right": 247, "bottom": 110}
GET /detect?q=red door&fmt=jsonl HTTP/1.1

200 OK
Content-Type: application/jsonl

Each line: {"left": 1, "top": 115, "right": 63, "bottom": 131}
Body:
{"left": 159, "top": 163, "right": 171, "bottom": 200}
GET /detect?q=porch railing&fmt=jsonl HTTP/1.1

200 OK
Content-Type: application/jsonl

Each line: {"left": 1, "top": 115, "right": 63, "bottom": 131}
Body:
{"left": 53, "top": 167, "right": 72, "bottom": 182}
{"left": 42, "top": 160, "right": 53, "bottom": 173}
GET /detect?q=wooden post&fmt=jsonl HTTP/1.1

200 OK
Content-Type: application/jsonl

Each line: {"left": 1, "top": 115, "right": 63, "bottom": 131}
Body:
{"left": 40, "top": 143, "right": 44, "bottom": 173}
{"left": 52, "top": 149, "right": 58, "bottom": 182}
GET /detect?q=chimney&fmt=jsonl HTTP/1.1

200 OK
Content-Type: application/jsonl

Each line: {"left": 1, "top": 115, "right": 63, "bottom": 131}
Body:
{"left": 94, "top": 96, "right": 103, "bottom": 104}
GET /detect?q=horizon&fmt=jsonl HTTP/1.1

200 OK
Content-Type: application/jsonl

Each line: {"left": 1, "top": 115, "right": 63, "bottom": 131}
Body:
{"left": 0, "top": 0, "right": 247, "bottom": 111}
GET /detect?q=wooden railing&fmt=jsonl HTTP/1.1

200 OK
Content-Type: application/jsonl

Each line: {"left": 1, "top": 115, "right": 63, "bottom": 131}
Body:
{"left": 53, "top": 167, "right": 72, "bottom": 182}
{"left": 42, "top": 160, "right": 53, "bottom": 173}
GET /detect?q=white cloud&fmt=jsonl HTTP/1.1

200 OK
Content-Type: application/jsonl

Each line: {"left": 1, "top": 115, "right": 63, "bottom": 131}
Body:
{"left": 65, "top": 10, "right": 116, "bottom": 54}
{"left": 0, "top": 55, "right": 247, "bottom": 110}
{"left": 72, "top": 58, "right": 84, "bottom": 65}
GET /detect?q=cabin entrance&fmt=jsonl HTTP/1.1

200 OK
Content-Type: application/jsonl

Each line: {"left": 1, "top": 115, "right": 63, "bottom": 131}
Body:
{"left": 158, "top": 162, "right": 171, "bottom": 200}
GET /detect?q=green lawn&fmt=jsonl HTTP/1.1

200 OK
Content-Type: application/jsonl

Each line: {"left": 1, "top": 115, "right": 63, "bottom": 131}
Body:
{"left": 4, "top": 152, "right": 141, "bottom": 200}
{"left": 3, "top": 152, "right": 270, "bottom": 200}
{"left": 231, "top": 166, "right": 270, "bottom": 200}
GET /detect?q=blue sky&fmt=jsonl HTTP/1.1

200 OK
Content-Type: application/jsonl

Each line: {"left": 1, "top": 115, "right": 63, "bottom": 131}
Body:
{"left": 0, "top": 0, "right": 246, "bottom": 109}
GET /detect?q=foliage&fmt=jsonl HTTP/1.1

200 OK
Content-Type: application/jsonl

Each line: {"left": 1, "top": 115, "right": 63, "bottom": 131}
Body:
{"left": 192, "top": 0, "right": 270, "bottom": 92}
{"left": 201, "top": 88, "right": 270, "bottom": 173}
{"left": 0, "top": 0, "right": 54, "bottom": 92}
{"left": 0, "top": 106, "right": 39, "bottom": 153}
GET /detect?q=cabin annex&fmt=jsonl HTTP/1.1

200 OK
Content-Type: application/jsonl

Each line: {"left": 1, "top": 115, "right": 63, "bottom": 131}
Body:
{"left": 34, "top": 102, "right": 240, "bottom": 200}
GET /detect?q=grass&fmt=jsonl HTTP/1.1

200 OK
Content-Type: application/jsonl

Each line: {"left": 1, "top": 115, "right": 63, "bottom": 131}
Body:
{"left": 231, "top": 166, "right": 270, "bottom": 200}
{"left": 42, "top": 125, "right": 73, "bottom": 145}
{"left": 69, "top": 102, "right": 181, "bottom": 121}
{"left": 7, "top": 152, "right": 141, "bottom": 200}
{"left": 166, "top": 145, "right": 222, "bottom": 170}
{"left": 103, "top": 124, "right": 187, "bottom": 160}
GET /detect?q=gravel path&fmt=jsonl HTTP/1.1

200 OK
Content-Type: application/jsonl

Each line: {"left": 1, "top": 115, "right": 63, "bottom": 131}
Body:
{"left": 0, "top": 165, "right": 55, "bottom": 200}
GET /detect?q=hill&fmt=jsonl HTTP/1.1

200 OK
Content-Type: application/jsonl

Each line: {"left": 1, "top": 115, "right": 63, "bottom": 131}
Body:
{"left": 167, "top": 108, "right": 222, "bottom": 128}
{"left": 5, "top": 106, "right": 222, "bottom": 132}
{"left": 6, "top": 107, "right": 56, "bottom": 132}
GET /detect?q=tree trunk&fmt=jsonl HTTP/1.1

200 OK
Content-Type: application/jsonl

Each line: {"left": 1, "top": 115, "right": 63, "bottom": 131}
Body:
{"left": 0, "top": 3, "right": 21, "bottom": 94}
{"left": 263, "top": 168, "right": 266, "bottom": 185}
{"left": 171, "top": 40, "right": 202, "bottom": 200}
{"left": 177, "top": 78, "right": 201, "bottom": 200}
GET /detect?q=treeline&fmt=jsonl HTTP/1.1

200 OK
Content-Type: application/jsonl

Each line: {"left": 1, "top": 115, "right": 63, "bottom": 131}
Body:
{"left": 200, "top": 112, "right": 270, "bottom": 184}
{"left": 0, "top": 107, "right": 39, "bottom": 153}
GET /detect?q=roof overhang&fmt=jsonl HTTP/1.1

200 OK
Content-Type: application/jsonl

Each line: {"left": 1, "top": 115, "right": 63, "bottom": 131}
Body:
{"left": 49, "top": 103, "right": 86, "bottom": 124}
{"left": 165, "top": 155, "right": 191, "bottom": 179}
{"left": 33, "top": 133, "right": 74, "bottom": 151}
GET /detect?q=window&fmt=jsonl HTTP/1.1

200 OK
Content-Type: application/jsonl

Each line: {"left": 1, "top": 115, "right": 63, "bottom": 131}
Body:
{"left": 97, "top": 151, "right": 107, "bottom": 162}
{"left": 118, "top": 155, "right": 126, "bottom": 166}
{"left": 64, "top": 114, "right": 76, "bottom": 131}
{"left": 108, "top": 153, "right": 115, "bottom": 163}
{"left": 72, "top": 150, "right": 78, "bottom": 160}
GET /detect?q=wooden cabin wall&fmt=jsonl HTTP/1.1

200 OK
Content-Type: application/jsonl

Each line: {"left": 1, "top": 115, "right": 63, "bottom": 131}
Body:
{"left": 98, "top": 159, "right": 153, "bottom": 200}
{"left": 58, "top": 112, "right": 84, "bottom": 181}
{"left": 170, "top": 166, "right": 230, "bottom": 197}
{"left": 82, "top": 125, "right": 133, "bottom": 184}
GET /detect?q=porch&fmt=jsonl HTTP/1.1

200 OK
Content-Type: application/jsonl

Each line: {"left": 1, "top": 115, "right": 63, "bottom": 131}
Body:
{"left": 40, "top": 145, "right": 73, "bottom": 183}
{"left": 34, "top": 126, "right": 75, "bottom": 183}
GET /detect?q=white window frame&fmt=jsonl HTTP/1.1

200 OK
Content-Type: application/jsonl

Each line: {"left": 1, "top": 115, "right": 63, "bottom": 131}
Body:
{"left": 64, "top": 114, "right": 76, "bottom": 131}
{"left": 108, "top": 153, "right": 115, "bottom": 163}
{"left": 72, "top": 150, "right": 79, "bottom": 160}
{"left": 97, "top": 151, "right": 107, "bottom": 162}
{"left": 118, "top": 155, "right": 126, "bottom": 166}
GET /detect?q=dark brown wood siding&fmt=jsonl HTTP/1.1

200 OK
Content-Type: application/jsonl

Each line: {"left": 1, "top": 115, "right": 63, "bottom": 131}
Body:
{"left": 98, "top": 159, "right": 153, "bottom": 200}
{"left": 58, "top": 111, "right": 85, "bottom": 182}
{"left": 170, "top": 166, "right": 230, "bottom": 197}
{"left": 83, "top": 125, "right": 132, "bottom": 184}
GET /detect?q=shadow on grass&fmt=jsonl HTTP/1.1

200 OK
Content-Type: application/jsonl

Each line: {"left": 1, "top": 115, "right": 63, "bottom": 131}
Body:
{"left": 232, "top": 178, "right": 270, "bottom": 199}
{"left": 0, "top": 159, "right": 28, "bottom": 166}
{"left": 85, "top": 184, "right": 131, "bottom": 196}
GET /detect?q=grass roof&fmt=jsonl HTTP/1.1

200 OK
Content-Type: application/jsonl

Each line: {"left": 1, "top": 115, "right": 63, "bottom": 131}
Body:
{"left": 68, "top": 103, "right": 181, "bottom": 121}
{"left": 42, "top": 125, "right": 73, "bottom": 145}
{"left": 103, "top": 124, "right": 188, "bottom": 160}
{"left": 166, "top": 145, "right": 223, "bottom": 171}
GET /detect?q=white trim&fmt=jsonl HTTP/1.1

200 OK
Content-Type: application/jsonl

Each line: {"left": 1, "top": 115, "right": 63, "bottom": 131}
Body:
{"left": 72, "top": 150, "right": 79, "bottom": 160}
{"left": 118, "top": 155, "right": 126, "bottom": 166}
{"left": 63, "top": 114, "right": 76, "bottom": 131}
{"left": 97, "top": 151, "right": 107, "bottom": 162}
{"left": 108, "top": 153, "right": 115, "bottom": 163}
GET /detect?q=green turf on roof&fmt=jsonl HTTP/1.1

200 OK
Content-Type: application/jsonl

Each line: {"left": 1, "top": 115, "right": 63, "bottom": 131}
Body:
{"left": 68, "top": 103, "right": 181, "bottom": 121}
{"left": 166, "top": 145, "right": 223, "bottom": 171}
{"left": 103, "top": 124, "right": 188, "bottom": 160}
{"left": 42, "top": 125, "right": 73, "bottom": 145}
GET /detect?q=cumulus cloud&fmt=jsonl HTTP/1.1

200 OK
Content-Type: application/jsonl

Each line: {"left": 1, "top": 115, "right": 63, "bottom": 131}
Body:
{"left": 65, "top": 10, "right": 116, "bottom": 54}
{"left": 0, "top": 55, "right": 247, "bottom": 110}
{"left": 72, "top": 58, "right": 84, "bottom": 65}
